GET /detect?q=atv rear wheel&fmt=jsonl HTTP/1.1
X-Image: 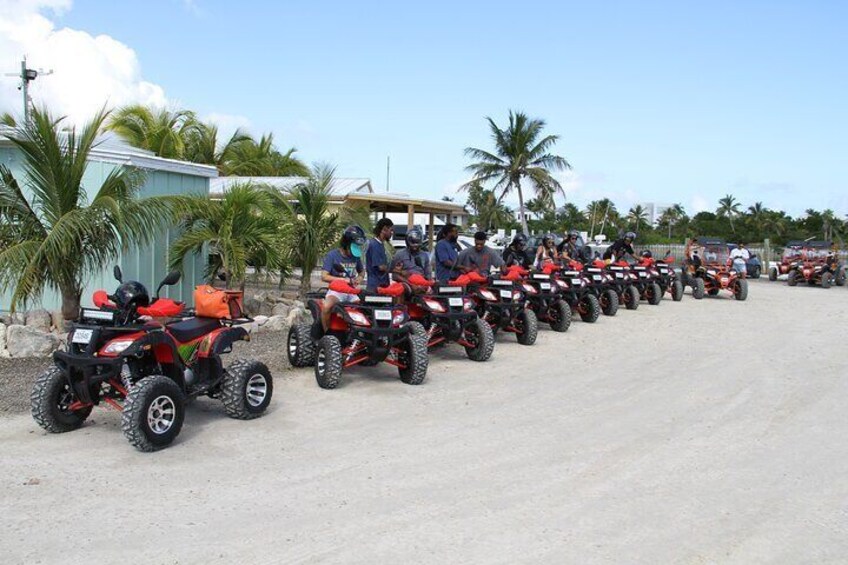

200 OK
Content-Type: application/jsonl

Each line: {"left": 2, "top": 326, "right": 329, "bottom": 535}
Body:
{"left": 787, "top": 271, "right": 798, "bottom": 286}
{"left": 751, "top": 265, "right": 761, "bottom": 279}
{"left": 671, "top": 279, "right": 684, "bottom": 301}
{"left": 287, "top": 323, "right": 316, "bottom": 367}
{"left": 398, "top": 333, "right": 428, "bottom": 384}
{"left": 315, "top": 335, "right": 343, "bottom": 389}
{"left": 647, "top": 282, "right": 663, "bottom": 305}
{"left": 821, "top": 271, "right": 833, "bottom": 289}
{"left": 836, "top": 268, "right": 846, "bottom": 286}
{"left": 734, "top": 278, "right": 749, "bottom": 300}
{"left": 31, "top": 366, "right": 92, "bottom": 433}
{"left": 548, "top": 299, "right": 573, "bottom": 332}
{"left": 464, "top": 317, "right": 495, "bottom": 361}
{"left": 769, "top": 267, "right": 778, "bottom": 281}
{"left": 600, "top": 289, "right": 619, "bottom": 316}
{"left": 579, "top": 294, "right": 601, "bottom": 322}
{"left": 623, "top": 285, "right": 639, "bottom": 310}
{"left": 122, "top": 375, "right": 185, "bottom": 452}
{"left": 691, "top": 278, "right": 705, "bottom": 299}
{"left": 515, "top": 308, "right": 539, "bottom": 345}
{"left": 222, "top": 359, "right": 273, "bottom": 419}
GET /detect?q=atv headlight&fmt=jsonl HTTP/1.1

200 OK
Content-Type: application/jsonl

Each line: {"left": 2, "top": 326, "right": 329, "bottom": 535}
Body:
{"left": 101, "top": 339, "right": 134, "bottom": 356}
{"left": 347, "top": 310, "right": 370, "bottom": 326}
{"left": 463, "top": 298, "right": 474, "bottom": 311}
{"left": 555, "top": 279, "right": 568, "bottom": 289}
{"left": 423, "top": 298, "right": 446, "bottom": 312}
{"left": 522, "top": 283, "right": 537, "bottom": 294}
{"left": 479, "top": 289, "right": 497, "bottom": 301}
{"left": 392, "top": 310, "right": 406, "bottom": 326}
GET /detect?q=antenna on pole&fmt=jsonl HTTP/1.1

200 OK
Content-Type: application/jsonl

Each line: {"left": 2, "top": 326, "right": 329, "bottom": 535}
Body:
{"left": 386, "top": 156, "right": 390, "bottom": 193}
{"left": 4, "top": 56, "right": 54, "bottom": 123}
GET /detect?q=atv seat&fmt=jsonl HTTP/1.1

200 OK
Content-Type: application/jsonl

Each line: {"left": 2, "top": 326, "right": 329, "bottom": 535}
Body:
{"left": 166, "top": 317, "right": 222, "bottom": 343}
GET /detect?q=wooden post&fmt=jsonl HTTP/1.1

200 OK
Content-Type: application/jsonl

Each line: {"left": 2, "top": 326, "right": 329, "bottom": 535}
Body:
{"left": 764, "top": 238, "right": 771, "bottom": 275}
{"left": 407, "top": 204, "right": 414, "bottom": 230}
{"left": 428, "top": 212, "right": 435, "bottom": 248}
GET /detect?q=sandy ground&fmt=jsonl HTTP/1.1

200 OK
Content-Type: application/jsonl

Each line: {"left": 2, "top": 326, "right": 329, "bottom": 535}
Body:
{"left": 1, "top": 281, "right": 847, "bottom": 564}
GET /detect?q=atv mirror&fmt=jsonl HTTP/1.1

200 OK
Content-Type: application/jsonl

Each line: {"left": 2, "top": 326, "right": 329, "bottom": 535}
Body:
{"left": 155, "top": 270, "right": 182, "bottom": 298}
{"left": 113, "top": 265, "right": 123, "bottom": 283}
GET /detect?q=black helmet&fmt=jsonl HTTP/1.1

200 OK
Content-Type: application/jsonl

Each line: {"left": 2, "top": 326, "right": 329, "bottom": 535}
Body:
{"left": 406, "top": 227, "right": 423, "bottom": 251}
{"left": 341, "top": 225, "right": 367, "bottom": 255}
{"left": 641, "top": 250, "right": 653, "bottom": 258}
{"left": 625, "top": 231, "right": 636, "bottom": 242}
{"left": 568, "top": 229, "right": 580, "bottom": 239}
{"left": 543, "top": 233, "right": 555, "bottom": 246}
{"left": 512, "top": 233, "right": 528, "bottom": 248}
{"left": 114, "top": 281, "right": 150, "bottom": 309}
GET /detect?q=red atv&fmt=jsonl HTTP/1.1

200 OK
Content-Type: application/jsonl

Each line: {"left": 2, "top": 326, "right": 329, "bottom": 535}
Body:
{"left": 642, "top": 254, "right": 684, "bottom": 301}
{"left": 31, "top": 267, "right": 273, "bottom": 452}
{"left": 769, "top": 241, "right": 803, "bottom": 281}
{"left": 786, "top": 240, "right": 845, "bottom": 288}
{"left": 403, "top": 274, "right": 495, "bottom": 362}
{"left": 521, "top": 265, "right": 573, "bottom": 332}
{"left": 287, "top": 280, "right": 428, "bottom": 388}
{"left": 466, "top": 269, "right": 539, "bottom": 345}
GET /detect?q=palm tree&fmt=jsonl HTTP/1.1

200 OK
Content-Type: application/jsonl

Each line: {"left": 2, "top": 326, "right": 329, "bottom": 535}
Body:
{"left": 658, "top": 203, "right": 685, "bottom": 239}
{"left": 273, "top": 165, "right": 342, "bottom": 299}
{"left": 463, "top": 110, "right": 571, "bottom": 234}
{"left": 0, "top": 106, "right": 179, "bottom": 319}
{"left": 557, "top": 202, "right": 585, "bottom": 230}
{"left": 821, "top": 209, "right": 837, "bottom": 241}
{"left": 586, "top": 198, "right": 619, "bottom": 237}
{"left": 716, "top": 194, "right": 742, "bottom": 233}
{"left": 627, "top": 204, "right": 649, "bottom": 233}
{"left": 1, "top": 112, "right": 16, "bottom": 127}
{"left": 185, "top": 122, "right": 251, "bottom": 172}
{"left": 106, "top": 104, "right": 200, "bottom": 159}
{"left": 525, "top": 197, "right": 548, "bottom": 220}
{"left": 169, "top": 182, "right": 284, "bottom": 289}
{"left": 221, "top": 133, "right": 309, "bottom": 177}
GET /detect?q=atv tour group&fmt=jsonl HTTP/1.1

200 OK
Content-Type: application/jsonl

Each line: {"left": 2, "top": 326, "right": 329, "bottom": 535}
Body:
{"left": 29, "top": 227, "right": 751, "bottom": 453}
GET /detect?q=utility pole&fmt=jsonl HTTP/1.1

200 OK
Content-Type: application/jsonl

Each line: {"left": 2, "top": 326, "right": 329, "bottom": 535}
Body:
{"left": 4, "top": 57, "right": 53, "bottom": 123}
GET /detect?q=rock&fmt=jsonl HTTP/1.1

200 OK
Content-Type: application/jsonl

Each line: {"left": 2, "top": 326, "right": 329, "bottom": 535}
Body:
{"left": 26, "top": 309, "right": 52, "bottom": 332}
{"left": 0, "top": 323, "right": 9, "bottom": 358}
{"left": 0, "top": 312, "right": 11, "bottom": 325}
{"left": 264, "top": 315, "right": 288, "bottom": 332}
{"left": 11, "top": 312, "right": 25, "bottom": 326}
{"left": 281, "top": 291, "right": 299, "bottom": 301}
{"left": 272, "top": 303, "right": 290, "bottom": 317}
{"left": 243, "top": 297, "right": 262, "bottom": 316}
{"left": 254, "top": 315, "right": 269, "bottom": 326}
{"left": 50, "top": 310, "right": 66, "bottom": 331}
{"left": 5, "top": 325, "right": 60, "bottom": 358}
{"left": 285, "top": 307, "right": 310, "bottom": 327}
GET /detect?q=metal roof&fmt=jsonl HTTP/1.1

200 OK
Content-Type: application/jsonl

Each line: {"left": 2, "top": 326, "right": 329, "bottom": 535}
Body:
{"left": 0, "top": 127, "right": 218, "bottom": 178}
{"left": 209, "top": 176, "right": 373, "bottom": 197}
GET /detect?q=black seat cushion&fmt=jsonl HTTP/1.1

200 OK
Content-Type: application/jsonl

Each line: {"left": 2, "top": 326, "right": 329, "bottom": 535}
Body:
{"left": 167, "top": 317, "right": 222, "bottom": 343}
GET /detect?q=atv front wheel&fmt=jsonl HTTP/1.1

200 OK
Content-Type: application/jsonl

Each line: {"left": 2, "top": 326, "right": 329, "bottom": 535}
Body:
{"left": 624, "top": 285, "right": 640, "bottom": 310}
{"left": 122, "top": 375, "right": 185, "bottom": 452}
{"left": 464, "top": 317, "right": 495, "bottom": 362}
{"left": 31, "top": 366, "right": 92, "bottom": 433}
{"left": 398, "top": 334, "right": 428, "bottom": 385}
{"left": 836, "top": 268, "right": 846, "bottom": 286}
{"left": 579, "top": 294, "right": 601, "bottom": 323}
{"left": 287, "top": 323, "right": 316, "bottom": 367}
{"left": 769, "top": 267, "right": 778, "bottom": 281}
{"left": 787, "top": 271, "right": 797, "bottom": 287}
{"left": 821, "top": 271, "right": 833, "bottom": 289}
{"left": 671, "top": 279, "right": 684, "bottom": 301}
{"left": 751, "top": 265, "right": 761, "bottom": 279}
{"left": 406, "top": 321, "right": 427, "bottom": 338}
{"left": 647, "top": 282, "right": 663, "bottom": 305}
{"left": 734, "top": 278, "right": 749, "bottom": 300}
{"left": 222, "top": 359, "right": 273, "bottom": 419}
{"left": 548, "top": 299, "right": 573, "bottom": 332}
{"left": 315, "top": 335, "right": 343, "bottom": 389}
{"left": 515, "top": 309, "right": 539, "bottom": 345}
{"left": 692, "top": 278, "right": 705, "bottom": 299}
{"left": 600, "top": 289, "right": 619, "bottom": 316}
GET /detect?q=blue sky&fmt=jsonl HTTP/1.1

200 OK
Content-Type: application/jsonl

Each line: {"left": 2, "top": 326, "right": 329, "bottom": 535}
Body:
{"left": 39, "top": 1, "right": 848, "bottom": 216}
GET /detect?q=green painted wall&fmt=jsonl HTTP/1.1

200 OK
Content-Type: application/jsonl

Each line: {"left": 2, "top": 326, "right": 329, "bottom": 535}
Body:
{"left": 0, "top": 146, "right": 210, "bottom": 313}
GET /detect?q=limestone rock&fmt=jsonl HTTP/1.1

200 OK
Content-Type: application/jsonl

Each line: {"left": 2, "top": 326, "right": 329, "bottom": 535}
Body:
{"left": 253, "top": 315, "right": 269, "bottom": 326}
{"left": 264, "top": 315, "right": 288, "bottom": 332}
{"left": 6, "top": 325, "right": 60, "bottom": 358}
{"left": 272, "top": 303, "right": 290, "bottom": 317}
{"left": 243, "top": 297, "right": 262, "bottom": 316}
{"left": 26, "top": 310, "right": 52, "bottom": 333}
{"left": 0, "top": 323, "right": 9, "bottom": 358}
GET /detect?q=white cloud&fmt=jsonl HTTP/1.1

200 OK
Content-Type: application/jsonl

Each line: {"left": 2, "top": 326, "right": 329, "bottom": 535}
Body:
{"left": 691, "top": 194, "right": 709, "bottom": 214}
{"left": 0, "top": 0, "right": 166, "bottom": 123}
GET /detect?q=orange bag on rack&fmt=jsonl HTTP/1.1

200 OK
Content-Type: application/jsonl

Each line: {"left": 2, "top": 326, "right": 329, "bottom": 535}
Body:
{"left": 194, "top": 285, "right": 244, "bottom": 319}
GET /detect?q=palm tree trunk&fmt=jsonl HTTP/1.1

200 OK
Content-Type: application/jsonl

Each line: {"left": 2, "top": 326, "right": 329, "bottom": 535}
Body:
{"left": 515, "top": 180, "right": 529, "bottom": 235}
{"left": 299, "top": 267, "right": 312, "bottom": 300}
{"left": 60, "top": 285, "right": 82, "bottom": 323}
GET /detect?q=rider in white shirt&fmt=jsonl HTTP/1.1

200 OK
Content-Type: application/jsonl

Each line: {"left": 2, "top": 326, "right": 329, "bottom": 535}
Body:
{"left": 730, "top": 243, "right": 750, "bottom": 276}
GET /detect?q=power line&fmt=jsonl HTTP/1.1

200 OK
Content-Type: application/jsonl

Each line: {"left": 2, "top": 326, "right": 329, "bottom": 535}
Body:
{"left": 4, "top": 57, "right": 54, "bottom": 123}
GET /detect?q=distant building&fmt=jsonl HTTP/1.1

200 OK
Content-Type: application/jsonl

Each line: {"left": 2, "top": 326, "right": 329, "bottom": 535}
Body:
{"left": 638, "top": 202, "right": 672, "bottom": 226}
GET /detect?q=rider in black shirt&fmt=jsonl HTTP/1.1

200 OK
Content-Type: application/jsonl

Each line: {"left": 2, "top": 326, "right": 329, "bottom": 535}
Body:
{"left": 503, "top": 233, "right": 534, "bottom": 269}
{"left": 603, "top": 231, "right": 637, "bottom": 262}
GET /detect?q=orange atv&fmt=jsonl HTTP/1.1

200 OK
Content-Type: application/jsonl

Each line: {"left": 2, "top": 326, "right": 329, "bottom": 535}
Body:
{"left": 32, "top": 266, "right": 273, "bottom": 452}
{"left": 786, "top": 240, "right": 844, "bottom": 288}
{"left": 684, "top": 237, "right": 748, "bottom": 300}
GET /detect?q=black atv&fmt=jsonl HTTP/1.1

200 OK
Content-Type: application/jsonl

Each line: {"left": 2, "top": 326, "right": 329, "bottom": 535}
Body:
{"left": 605, "top": 264, "right": 641, "bottom": 310}
{"left": 580, "top": 264, "right": 620, "bottom": 316}
{"left": 556, "top": 268, "right": 603, "bottom": 322}
{"left": 469, "top": 275, "right": 538, "bottom": 345}
{"left": 628, "top": 264, "right": 664, "bottom": 305}
{"left": 522, "top": 271, "right": 573, "bottom": 332}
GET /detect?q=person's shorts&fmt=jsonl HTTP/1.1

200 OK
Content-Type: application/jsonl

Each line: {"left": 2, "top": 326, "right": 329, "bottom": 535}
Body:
{"left": 325, "top": 290, "right": 360, "bottom": 304}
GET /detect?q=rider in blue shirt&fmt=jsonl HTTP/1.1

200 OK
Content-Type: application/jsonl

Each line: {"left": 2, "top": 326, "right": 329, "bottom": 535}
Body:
{"left": 434, "top": 223, "right": 460, "bottom": 283}
{"left": 365, "top": 218, "right": 394, "bottom": 290}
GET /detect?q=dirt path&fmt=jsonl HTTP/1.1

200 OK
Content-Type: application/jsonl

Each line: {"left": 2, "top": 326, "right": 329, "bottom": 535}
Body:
{"left": 2, "top": 281, "right": 847, "bottom": 564}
